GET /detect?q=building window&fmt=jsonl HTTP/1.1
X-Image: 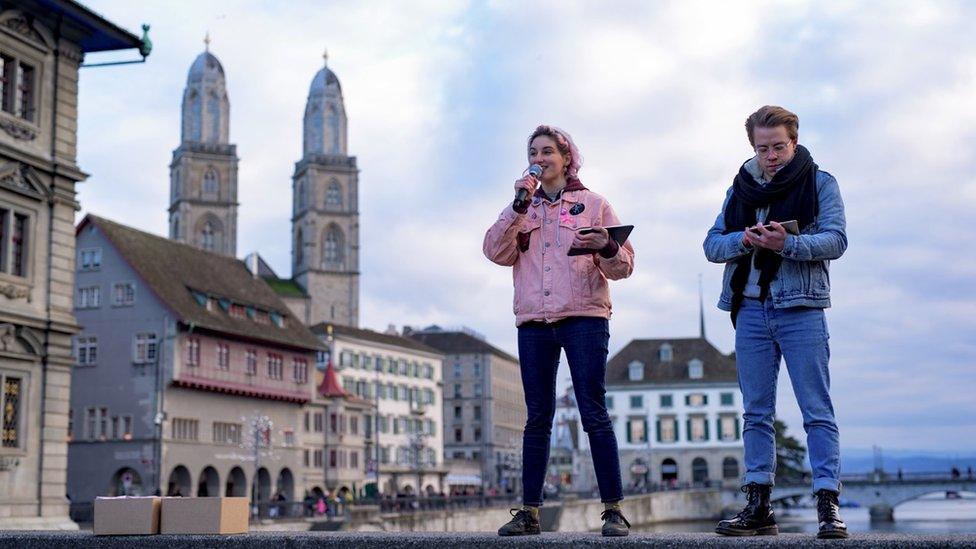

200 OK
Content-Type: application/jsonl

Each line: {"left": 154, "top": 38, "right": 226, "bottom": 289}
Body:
{"left": 216, "top": 343, "right": 230, "bottom": 370}
{"left": 626, "top": 417, "right": 647, "bottom": 443}
{"left": 350, "top": 451, "right": 358, "bottom": 469}
{"left": 326, "top": 179, "right": 342, "bottom": 207}
{"left": 659, "top": 343, "right": 673, "bottom": 362}
{"left": 77, "top": 286, "right": 101, "bottom": 309}
{"left": 350, "top": 416, "right": 358, "bottom": 435}
{"left": 172, "top": 418, "right": 199, "bottom": 441}
{"left": 84, "top": 407, "right": 95, "bottom": 441}
{"left": 133, "top": 333, "right": 158, "bottom": 364}
{"left": 292, "top": 358, "right": 308, "bottom": 383}
{"left": 688, "top": 415, "right": 708, "bottom": 442}
{"left": 213, "top": 422, "right": 242, "bottom": 445}
{"left": 723, "top": 457, "right": 740, "bottom": 479}
{"left": 78, "top": 247, "right": 102, "bottom": 271}
{"left": 453, "top": 406, "right": 461, "bottom": 420}
{"left": 453, "top": 364, "right": 461, "bottom": 378}
{"left": 267, "top": 354, "right": 283, "bottom": 379}
{"left": 245, "top": 349, "right": 257, "bottom": 375}
{"left": 473, "top": 405, "right": 482, "bottom": 421}
{"left": 1, "top": 374, "right": 23, "bottom": 448}
{"left": 203, "top": 168, "right": 219, "bottom": 195}
{"left": 313, "top": 449, "right": 323, "bottom": 468}
{"left": 112, "top": 282, "right": 135, "bottom": 306}
{"left": 660, "top": 394, "right": 673, "bottom": 408}
{"left": 229, "top": 303, "right": 247, "bottom": 319}
{"left": 76, "top": 336, "right": 98, "bottom": 366}
{"left": 282, "top": 429, "right": 295, "bottom": 447}
{"left": 605, "top": 395, "right": 614, "bottom": 409}
{"left": 686, "top": 393, "right": 707, "bottom": 407}
{"left": 121, "top": 415, "right": 133, "bottom": 440}
{"left": 322, "top": 225, "right": 343, "bottom": 266}
{"left": 303, "top": 449, "right": 310, "bottom": 467}
{"left": 454, "top": 427, "right": 462, "bottom": 443}
{"left": 453, "top": 384, "right": 462, "bottom": 399}
{"left": 720, "top": 415, "right": 740, "bottom": 441}
{"left": 98, "top": 407, "right": 109, "bottom": 440}
{"left": 186, "top": 338, "right": 200, "bottom": 367}
{"left": 474, "top": 427, "right": 482, "bottom": 442}
{"left": 329, "top": 450, "right": 337, "bottom": 468}
{"left": 629, "top": 395, "right": 643, "bottom": 409}
{"left": 201, "top": 221, "right": 215, "bottom": 251}
{"left": 720, "top": 392, "right": 734, "bottom": 406}
{"left": 628, "top": 361, "right": 644, "bottom": 381}
{"left": 313, "top": 413, "right": 323, "bottom": 433}
{"left": 688, "top": 359, "right": 704, "bottom": 379}
{"left": 473, "top": 383, "right": 483, "bottom": 397}
{"left": 0, "top": 53, "right": 37, "bottom": 122}
{"left": 657, "top": 416, "right": 677, "bottom": 443}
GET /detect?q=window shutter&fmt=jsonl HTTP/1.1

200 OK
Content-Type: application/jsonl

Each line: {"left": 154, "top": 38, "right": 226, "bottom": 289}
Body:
{"left": 686, "top": 419, "right": 692, "bottom": 441}
{"left": 641, "top": 419, "right": 648, "bottom": 442}
{"left": 735, "top": 417, "right": 741, "bottom": 440}
{"left": 685, "top": 394, "right": 691, "bottom": 406}
{"left": 626, "top": 420, "right": 632, "bottom": 443}
{"left": 704, "top": 418, "right": 710, "bottom": 441}
{"left": 717, "top": 418, "right": 723, "bottom": 441}
{"left": 672, "top": 418, "right": 679, "bottom": 442}
{"left": 656, "top": 419, "right": 662, "bottom": 442}
{"left": 703, "top": 394, "right": 708, "bottom": 405}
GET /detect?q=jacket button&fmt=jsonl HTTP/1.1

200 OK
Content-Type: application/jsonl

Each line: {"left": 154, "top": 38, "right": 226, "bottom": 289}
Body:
{"left": 544, "top": 266, "right": 551, "bottom": 272}
{"left": 544, "top": 290, "right": 550, "bottom": 296}
{"left": 547, "top": 219, "right": 552, "bottom": 224}
{"left": 544, "top": 242, "right": 550, "bottom": 248}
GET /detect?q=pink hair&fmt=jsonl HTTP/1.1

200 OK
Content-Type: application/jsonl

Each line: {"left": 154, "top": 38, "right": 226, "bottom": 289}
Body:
{"left": 528, "top": 125, "right": 583, "bottom": 180}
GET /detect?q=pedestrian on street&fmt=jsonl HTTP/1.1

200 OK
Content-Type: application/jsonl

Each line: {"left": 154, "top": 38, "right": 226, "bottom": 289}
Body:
{"left": 484, "top": 125, "right": 635, "bottom": 537}
{"left": 705, "top": 105, "right": 849, "bottom": 540}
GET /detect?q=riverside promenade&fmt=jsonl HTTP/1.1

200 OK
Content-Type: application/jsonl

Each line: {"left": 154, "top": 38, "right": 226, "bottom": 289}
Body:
{"left": 3, "top": 531, "right": 976, "bottom": 548}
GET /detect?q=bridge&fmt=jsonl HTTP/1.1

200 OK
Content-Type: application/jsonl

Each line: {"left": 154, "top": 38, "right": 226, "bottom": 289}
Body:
{"left": 767, "top": 471, "right": 976, "bottom": 521}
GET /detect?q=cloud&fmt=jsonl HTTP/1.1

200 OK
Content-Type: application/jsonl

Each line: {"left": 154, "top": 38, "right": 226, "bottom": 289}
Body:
{"left": 78, "top": 0, "right": 976, "bottom": 452}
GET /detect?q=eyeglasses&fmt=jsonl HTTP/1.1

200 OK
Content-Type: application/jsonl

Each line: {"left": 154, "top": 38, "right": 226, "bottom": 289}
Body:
{"left": 755, "top": 142, "right": 792, "bottom": 155}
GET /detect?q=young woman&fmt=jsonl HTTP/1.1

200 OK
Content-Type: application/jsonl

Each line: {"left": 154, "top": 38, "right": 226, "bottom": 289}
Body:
{"left": 483, "top": 125, "right": 635, "bottom": 536}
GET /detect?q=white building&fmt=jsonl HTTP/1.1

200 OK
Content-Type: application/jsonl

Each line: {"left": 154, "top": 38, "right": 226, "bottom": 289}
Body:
{"left": 311, "top": 323, "right": 447, "bottom": 496}
{"left": 577, "top": 337, "right": 743, "bottom": 491}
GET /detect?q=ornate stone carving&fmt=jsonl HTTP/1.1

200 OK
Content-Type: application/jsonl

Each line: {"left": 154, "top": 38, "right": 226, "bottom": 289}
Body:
{"left": 0, "top": 284, "right": 30, "bottom": 300}
{"left": 0, "top": 10, "right": 54, "bottom": 50}
{"left": 0, "top": 117, "right": 37, "bottom": 141}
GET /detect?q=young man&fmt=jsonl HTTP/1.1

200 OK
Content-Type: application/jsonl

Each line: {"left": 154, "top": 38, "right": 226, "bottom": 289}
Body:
{"left": 704, "top": 106, "right": 849, "bottom": 539}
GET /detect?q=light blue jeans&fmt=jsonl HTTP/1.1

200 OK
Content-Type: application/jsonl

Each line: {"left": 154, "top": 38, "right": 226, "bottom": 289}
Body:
{"left": 735, "top": 297, "right": 841, "bottom": 493}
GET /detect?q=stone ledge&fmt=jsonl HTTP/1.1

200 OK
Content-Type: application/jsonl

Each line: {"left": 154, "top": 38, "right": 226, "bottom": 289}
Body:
{"left": 1, "top": 532, "right": 975, "bottom": 548}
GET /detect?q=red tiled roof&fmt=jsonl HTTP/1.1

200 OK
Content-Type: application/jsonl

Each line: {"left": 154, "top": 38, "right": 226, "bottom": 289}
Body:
{"left": 317, "top": 359, "right": 346, "bottom": 398}
{"left": 173, "top": 376, "right": 309, "bottom": 404}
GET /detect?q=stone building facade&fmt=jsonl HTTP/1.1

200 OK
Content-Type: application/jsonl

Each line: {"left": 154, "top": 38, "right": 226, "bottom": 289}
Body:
{"left": 0, "top": 2, "right": 145, "bottom": 529}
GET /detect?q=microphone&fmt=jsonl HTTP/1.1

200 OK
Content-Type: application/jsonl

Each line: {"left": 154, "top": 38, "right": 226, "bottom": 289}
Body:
{"left": 515, "top": 164, "right": 544, "bottom": 205}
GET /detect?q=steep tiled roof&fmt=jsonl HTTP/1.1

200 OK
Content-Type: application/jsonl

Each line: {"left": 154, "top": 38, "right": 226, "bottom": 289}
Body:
{"left": 606, "top": 337, "right": 736, "bottom": 387}
{"left": 407, "top": 330, "right": 518, "bottom": 363}
{"left": 310, "top": 323, "right": 443, "bottom": 356}
{"left": 78, "top": 214, "right": 323, "bottom": 351}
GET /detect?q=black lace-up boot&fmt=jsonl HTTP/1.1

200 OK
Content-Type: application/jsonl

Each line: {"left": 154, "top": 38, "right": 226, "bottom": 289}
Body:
{"left": 816, "top": 489, "right": 849, "bottom": 539}
{"left": 497, "top": 507, "right": 541, "bottom": 536}
{"left": 601, "top": 508, "right": 631, "bottom": 536}
{"left": 715, "top": 482, "right": 778, "bottom": 536}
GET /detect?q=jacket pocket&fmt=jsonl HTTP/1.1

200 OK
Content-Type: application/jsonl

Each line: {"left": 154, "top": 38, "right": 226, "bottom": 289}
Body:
{"left": 517, "top": 218, "right": 543, "bottom": 253}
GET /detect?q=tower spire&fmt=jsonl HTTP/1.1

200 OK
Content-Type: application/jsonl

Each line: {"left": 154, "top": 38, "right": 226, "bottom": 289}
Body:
{"left": 204, "top": 31, "right": 210, "bottom": 52}
{"left": 322, "top": 47, "right": 328, "bottom": 67}
{"left": 698, "top": 273, "right": 706, "bottom": 340}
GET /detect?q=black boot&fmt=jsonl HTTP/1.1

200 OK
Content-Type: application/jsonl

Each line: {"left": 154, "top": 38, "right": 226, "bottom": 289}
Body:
{"left": 497, "top": 508, "right": 541, "bottom": 536}
{"left": 816, "top": 489, "right": 849, "bottom": 539}
{"left": 601, "top": 508, "right": 631, "bottom": 537}
{"left": 715, "top": 483, "right": 778, "bottom": 536}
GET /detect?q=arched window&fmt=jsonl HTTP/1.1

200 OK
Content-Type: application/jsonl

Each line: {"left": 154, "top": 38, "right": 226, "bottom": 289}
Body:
{"left": 202, "top": 221, "right": 215, "bottom": 251}
{"left": 327, "top": 105, "right": 340, "bottom": 153}
{"left": 322, "top": 225, "right": 344, "bottom": 266}
{"left": 661, "top": 458, "right": 678, "bottom": 482}
{"left": 326, "top": 179, "right": 342, "bottom": 207}
{"left": 189, "top": 91, "right": 202, "bottom": 141}
{"left": 203, "top": 168, "right": 219, "bottom": 196}
{"left": 688, "top": 359, "right": 703, "bottom": 380}
{"left": 207, "top": 92, "right": 220, "bottom": 142}
{"left": 692, "top": 457, "right": 709, "bottom": 483}
{"left": 723, "top": 457, "right": 740, "bottom": 479}
{"left": 659, "top": 343, "right": 673, "bottom": 362}
{"left": 295, "top": 229, "right": 304, "bottom": 266}
{"left": 628, "top": 360, "right": 644, "bottom": 381}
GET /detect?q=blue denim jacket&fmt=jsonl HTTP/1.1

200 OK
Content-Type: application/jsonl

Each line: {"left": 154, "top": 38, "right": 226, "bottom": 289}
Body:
{"left": 703, "top": 170, "right": 848, "bottom": 310}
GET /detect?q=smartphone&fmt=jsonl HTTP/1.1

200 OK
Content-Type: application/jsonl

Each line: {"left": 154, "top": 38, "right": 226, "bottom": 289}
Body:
{"left": 748, "top": 220, "right": 799, "bottom": 235}
{"left": 577, "top": 227, "right": 598, "bottom": 235}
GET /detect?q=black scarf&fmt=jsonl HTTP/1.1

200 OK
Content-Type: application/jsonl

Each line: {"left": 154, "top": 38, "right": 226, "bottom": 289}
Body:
{"left": 723, "top": 144, "right": 819, "bottom": 327}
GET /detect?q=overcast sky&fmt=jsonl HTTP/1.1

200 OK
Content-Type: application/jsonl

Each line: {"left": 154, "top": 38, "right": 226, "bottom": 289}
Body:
{"left": 78, "top": 1, "right": 976, "bottom": 454}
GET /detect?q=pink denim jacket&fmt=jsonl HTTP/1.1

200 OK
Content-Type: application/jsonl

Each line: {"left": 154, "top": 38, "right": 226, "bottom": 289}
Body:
{"left": 483, "top": 181, "right": 635, "bottom": 326}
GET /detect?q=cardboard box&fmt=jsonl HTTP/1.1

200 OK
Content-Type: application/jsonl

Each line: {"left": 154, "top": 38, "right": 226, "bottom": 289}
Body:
{"left": 160, "top": 497, "right": 249, "bottom": 534}
{"left": 94, "top": 496, "right": 161, "bottom": 535}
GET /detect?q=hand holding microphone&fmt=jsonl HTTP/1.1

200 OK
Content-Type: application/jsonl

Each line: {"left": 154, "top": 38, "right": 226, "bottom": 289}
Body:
{"left": 514, "top": 164, "right": 544, "bottom": 208}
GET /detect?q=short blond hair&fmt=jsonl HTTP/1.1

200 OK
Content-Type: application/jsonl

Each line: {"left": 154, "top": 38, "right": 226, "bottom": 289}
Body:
{"left": 745, "top": 105, "right": 799, "bottom": 147}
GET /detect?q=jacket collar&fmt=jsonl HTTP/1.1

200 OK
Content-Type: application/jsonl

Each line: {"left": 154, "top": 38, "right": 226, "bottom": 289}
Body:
{"left": 532, "top": 177, "right": 587, "bottom": 203}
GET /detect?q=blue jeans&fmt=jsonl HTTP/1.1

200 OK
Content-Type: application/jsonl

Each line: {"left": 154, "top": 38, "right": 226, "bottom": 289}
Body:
{"left": 517, "top": 316, "right": 623, "bottom": 506}
{"left": 735, "top": 298, "right": 841, "bottom": 493}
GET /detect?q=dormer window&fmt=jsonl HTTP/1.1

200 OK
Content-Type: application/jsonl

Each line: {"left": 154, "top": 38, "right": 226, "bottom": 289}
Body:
{"left": 628, "top": 360, "right": 644, "bottom": 381}
{"left": 688, "top": 359, "right": 703, "bottom": 379}
{"left": 659, "top": 343, "right": 673, "bottom": 362}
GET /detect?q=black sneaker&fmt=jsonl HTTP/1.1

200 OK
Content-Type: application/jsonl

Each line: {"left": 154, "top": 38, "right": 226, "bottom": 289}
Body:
{"left": 497, "top": 508, "right": 541, "bottom": 536}
{"left": 715, "top": 483, "right": 778, "bottom": 536}
{"left": 601, "top": 508, "right": 631, "bottom": 537}
{"left": 816, "top": 489, "right": 849, "bottom": 539}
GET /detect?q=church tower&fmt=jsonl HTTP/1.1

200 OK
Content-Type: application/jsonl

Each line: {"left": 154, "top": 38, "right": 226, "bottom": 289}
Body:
{"left": 168, "top": 37, "right": 239, "bottom": 256}
{"left": 292, "top": 52, "right": 360, "bottom": 327}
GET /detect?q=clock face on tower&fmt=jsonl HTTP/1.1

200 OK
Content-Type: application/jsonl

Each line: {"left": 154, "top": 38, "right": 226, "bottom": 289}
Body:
{"left": 317, "top": 348, "right": 331, "bottom": 371}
